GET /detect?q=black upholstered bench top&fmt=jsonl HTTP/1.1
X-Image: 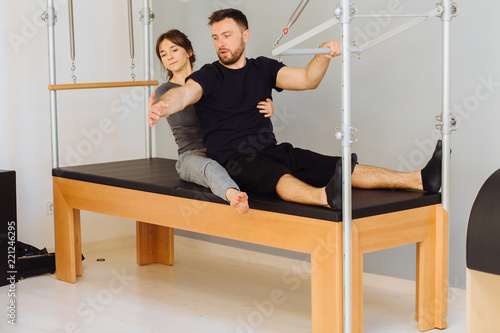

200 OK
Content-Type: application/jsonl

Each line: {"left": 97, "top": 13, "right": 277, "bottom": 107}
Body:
{"left": 53, "top": 158, "right": 441, "bottom": 222}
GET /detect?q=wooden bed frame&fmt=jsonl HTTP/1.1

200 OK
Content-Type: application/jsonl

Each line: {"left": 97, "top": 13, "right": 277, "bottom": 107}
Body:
{"left": 52, "top": 158, "right": 448, "bottom": 333}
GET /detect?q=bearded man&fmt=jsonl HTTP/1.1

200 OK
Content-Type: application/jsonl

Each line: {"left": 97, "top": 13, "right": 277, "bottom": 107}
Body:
{"left": 148, "top": 8, "right": 442, "bottom": 210}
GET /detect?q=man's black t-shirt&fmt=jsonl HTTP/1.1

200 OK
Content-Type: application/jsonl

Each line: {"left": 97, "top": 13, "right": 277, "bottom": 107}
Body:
{"left": 188, "top": 56, "right": 286, "bottom": 163}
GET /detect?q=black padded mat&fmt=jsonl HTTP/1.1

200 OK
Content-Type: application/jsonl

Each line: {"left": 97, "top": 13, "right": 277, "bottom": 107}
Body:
{"left": 53, "top": 158, "right": 441, "bottom": 222}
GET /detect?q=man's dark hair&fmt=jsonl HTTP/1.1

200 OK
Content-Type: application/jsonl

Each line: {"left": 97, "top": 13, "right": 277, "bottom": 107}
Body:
{"left": 208, "top": 8, "right": 249, "bottom": 31}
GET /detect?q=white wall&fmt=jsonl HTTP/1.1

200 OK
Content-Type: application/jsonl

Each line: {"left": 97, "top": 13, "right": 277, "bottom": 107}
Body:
{"left": 152, "top": 0, "right": 500, "bottom": 289}
{"left": 0, "top": 0, "right": 150, "bottom": 248}
{"left": 1, "top": 0, "right": 498, "bottom": 290}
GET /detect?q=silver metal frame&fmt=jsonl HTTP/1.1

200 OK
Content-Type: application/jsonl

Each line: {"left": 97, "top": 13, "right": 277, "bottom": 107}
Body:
{"left": 439, "top": 0, "right": 457, "bottom": 212}
{"left": 43, "top": 0, "right": 59, "bottom": 168}
{"left": 44, "top": 0, "right": 155, "bottom": 168}
{"left": 339, "top": 2, "right": 353, "bottom": 331}
{"left": 273, "top": 1, "right": 456, "bottom": 332}
{"left": 141, "top": 0, "right": 154, "bottom": 158}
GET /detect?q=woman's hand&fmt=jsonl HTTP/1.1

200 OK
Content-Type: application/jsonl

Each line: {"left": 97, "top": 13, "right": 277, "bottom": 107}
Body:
{"left": 257, "top": 98, "right": 274, "bottom": 118}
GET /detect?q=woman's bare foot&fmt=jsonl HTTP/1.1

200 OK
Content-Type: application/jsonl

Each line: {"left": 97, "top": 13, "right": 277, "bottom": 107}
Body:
{"left": 226, "top": 188, "right": 249, "bottom": 214}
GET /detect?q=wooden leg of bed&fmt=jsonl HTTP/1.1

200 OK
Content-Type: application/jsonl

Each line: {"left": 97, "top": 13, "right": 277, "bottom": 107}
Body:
{"left": 434, "top": 205, "right": 449, "bottom": 329}
{"left": 416, "top": 224, "right": 436, "bottom": 331}
{"left": 311, "top": 223, "right": 343, "bottom": 333}
{"left": 53, "top": 179, "right": 79, "bottom": 283}
{"left": 416, "top": 241, "right": 421, "bottom": 322}
{"left": 416, "top": 204, "right": 449, "bottom": 331}
{"left": 74, "top": 210, "right": 82, "bottom": 277}
{"left": 136, "top": 222, "right": 174, "bottom": 266}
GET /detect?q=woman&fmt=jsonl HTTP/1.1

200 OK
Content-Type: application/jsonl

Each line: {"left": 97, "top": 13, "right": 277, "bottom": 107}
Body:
{"left": 153, "top": 29, "right": 274, "bottom": 214}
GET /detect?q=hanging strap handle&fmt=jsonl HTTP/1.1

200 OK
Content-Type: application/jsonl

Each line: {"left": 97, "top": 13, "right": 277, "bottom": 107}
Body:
{"left": 127, "top": 0, "right": 136, "bottom": 81}
{"left": 68, "top": 0, "right": 77, "bottom": 83}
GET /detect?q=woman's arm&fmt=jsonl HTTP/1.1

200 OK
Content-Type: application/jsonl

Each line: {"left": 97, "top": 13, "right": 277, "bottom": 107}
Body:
{"left": 148, "top": 79, "right": 203, "bottom": 126}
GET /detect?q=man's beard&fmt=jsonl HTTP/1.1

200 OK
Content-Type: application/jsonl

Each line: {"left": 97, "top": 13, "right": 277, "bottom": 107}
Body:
{"left": 218, "top": 43, "right": 245, "bottom": 66}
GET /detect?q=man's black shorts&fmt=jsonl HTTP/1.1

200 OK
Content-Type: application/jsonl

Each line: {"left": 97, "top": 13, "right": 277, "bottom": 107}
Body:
{"left": 222, "top": 142, "right": 340, "bottom": 196}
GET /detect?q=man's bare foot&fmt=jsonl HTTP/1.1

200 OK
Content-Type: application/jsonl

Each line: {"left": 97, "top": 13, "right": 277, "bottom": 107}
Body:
{"left": 226, "top": 188, "right": 249, "bottom": 214}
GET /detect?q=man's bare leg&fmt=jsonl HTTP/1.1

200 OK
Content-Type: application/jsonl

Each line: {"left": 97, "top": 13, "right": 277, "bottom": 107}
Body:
{"left": 352, "top": 139, "right": 442, "bottom": 192}
{"left": 275, "top": 140, "right": 442, "bottom": 210}
{"left": 275, "top": 166, "right": 429, "bottom": 210}
{"left": 275, "top": 166, "right": 430, "bottom": 210}
{"left": 275, "top": 168, "right": 422, "bottom": 210}
{"left": 276, "top": 174, "right": 328, "bottom": 207}
{"left": 226, "top": 188, "right": 249, "bottom": 214}
{"left": 352, "top": 165, "right": 423, "bottom": 190}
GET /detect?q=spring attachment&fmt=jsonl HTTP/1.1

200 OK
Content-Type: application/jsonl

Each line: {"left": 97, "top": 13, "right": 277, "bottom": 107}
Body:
{"left": 71, "top": 61, "right": 77, "bottom": 84}
{"left": 130, "top": 59, "right": 136, "bottom": 81}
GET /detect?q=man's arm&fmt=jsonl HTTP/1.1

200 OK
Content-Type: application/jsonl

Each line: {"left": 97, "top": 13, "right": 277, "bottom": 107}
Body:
{"left": 275, "top": 41, "right": 341, "bottom": 91}
{"left": 148, "top": 79, "right": 204, "bottom": 127}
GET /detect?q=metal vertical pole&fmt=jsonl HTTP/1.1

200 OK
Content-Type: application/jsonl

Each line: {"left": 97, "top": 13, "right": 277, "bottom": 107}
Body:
{"left": 340, "top": 0, "right": 353, "bottom": 332}
{"left": 142, "top": 0, "right": 153, "bottom": 158}
{"left": 441, "top": 0, "right": 452, "bottom": 212}
{"left": 44, "top": 0, "right": 59, "bottom": 168}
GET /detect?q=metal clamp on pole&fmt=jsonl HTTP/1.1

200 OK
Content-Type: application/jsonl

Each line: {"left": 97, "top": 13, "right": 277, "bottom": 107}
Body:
{"left": 435, "top": 115, "right": 457, "bottom": 133}
{"left": 139, "top": 6, "right": 155, "bottom": 24}
{"left": 334, "top": 2, "right": 358, "bottom": 20}
{"left": 335, "top": 125, "right": 358, "bottom": 146}
{"left": 436, "top": 1, "right": 458, "bottom": 20}
{"left": 41, "top": 6, "right": 57, "bottom": 26}
{"left": 351, "top": 41, "right": 362, "bottom": 59}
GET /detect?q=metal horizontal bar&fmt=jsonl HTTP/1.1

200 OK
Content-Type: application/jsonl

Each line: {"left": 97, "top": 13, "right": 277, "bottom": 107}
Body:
{"left": 278, "top": 48, "right": 331, "bottom": 56}
{"left": 357, "top": 8, "right": 439, "bottom": 52}
{"left": 279, "top": 47, "right": 364, "bottom": 56}
{"left": 354, "top": 14, "right": 433, "bottom": 18}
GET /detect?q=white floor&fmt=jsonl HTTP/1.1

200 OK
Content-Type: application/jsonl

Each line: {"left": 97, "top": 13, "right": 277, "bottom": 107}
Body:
{"left": 1, "top": 235, "right": 466, "bottom": 333}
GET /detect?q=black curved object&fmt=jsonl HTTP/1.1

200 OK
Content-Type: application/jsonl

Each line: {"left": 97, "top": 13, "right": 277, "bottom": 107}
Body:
{"left": 467, "top": 168, "right": 500, "bottom": 275}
